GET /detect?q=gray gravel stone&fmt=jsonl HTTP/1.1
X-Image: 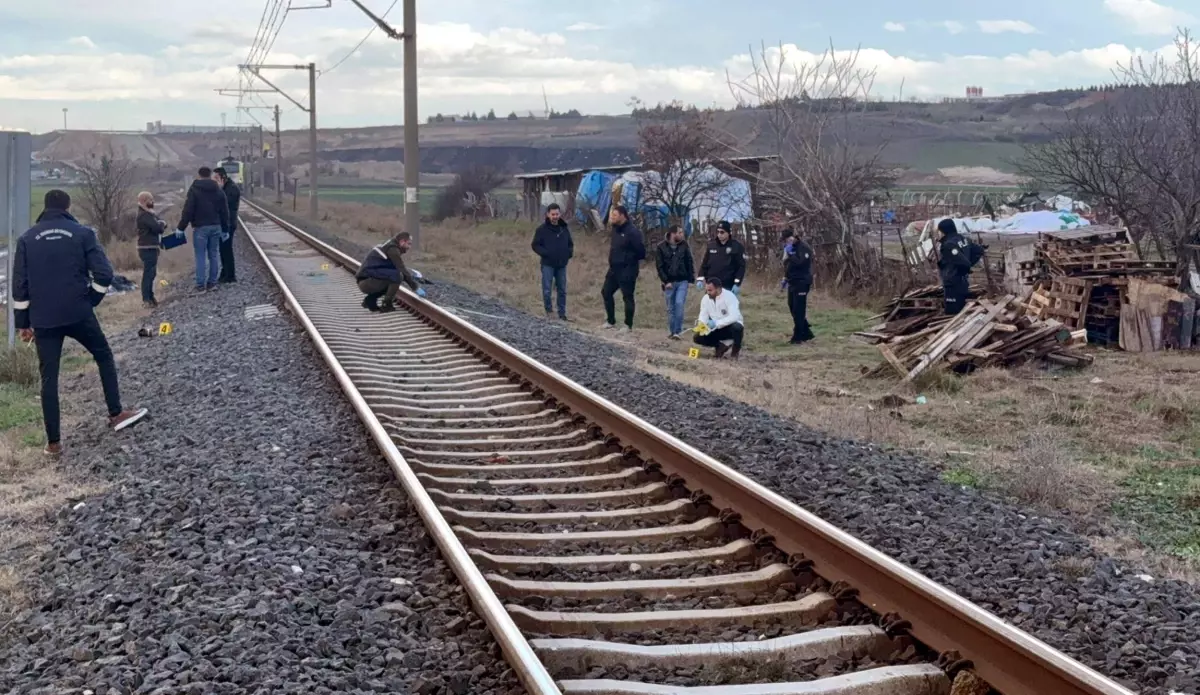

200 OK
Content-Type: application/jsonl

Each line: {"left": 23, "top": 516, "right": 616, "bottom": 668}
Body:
{"left": 0, "top": 237, "right": 523, "bottom": 695}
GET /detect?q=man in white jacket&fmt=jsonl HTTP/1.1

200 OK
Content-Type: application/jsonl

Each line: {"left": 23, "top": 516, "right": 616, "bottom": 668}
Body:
{"left": 694, "top": 278, "right": 744, "bottom": 359}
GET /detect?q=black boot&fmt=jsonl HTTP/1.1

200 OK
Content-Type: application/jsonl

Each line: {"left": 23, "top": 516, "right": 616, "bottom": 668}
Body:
{"left": 362, "top": 293, "right": 383, "bottom": 312}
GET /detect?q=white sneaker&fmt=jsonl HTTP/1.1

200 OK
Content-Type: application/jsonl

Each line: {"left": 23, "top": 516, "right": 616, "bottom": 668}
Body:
{"left": 619, "top": 325, "right": 632, "bottom": 333}
{"left": 601, "top": 323, "right": 617, "bottom": 330}
{"left": 110, "top": 408, "right": 149, "bottom": 431}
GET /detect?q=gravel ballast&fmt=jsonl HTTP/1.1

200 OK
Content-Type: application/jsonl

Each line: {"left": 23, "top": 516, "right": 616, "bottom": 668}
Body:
{"left": 0, "top": 238, "right": 523, "bottom": 695}
{"left": 414, "top": 276, "right": 1198, "bottom": 694}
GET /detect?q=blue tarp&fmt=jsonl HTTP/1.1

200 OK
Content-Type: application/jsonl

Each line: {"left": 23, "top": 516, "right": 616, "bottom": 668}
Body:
{"left": 575, "top": 171, "right": 616, "bottom": 225}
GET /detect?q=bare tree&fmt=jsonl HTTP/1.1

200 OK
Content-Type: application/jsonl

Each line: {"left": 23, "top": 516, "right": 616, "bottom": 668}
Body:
{"left": 635, "top": 103, "right": 736, "bottom": 226}
{"left": 433, "top": 163, "right": 508, "bottom": 223}
{"left": 726, "top": 41, "right": 896, "bottom": 287}
{"left": 1021, "top": 29, "right": 1200, "bottom": 281}
{"left": 76, "top": 146, "right": 135, "bottom": 244}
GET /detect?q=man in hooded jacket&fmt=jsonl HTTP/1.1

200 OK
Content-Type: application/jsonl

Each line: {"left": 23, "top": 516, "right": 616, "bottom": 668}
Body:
{"left": 936, "top": 218, "right": 985, "bottom": 315}
{"left": 531, "top": 203, "right": 574, "bottom": 320}
{"left": 176, "top": 166, "right": 229, "bottom": 292}
{"left": 600, "top": 205, "right": 646, "bottom": 331}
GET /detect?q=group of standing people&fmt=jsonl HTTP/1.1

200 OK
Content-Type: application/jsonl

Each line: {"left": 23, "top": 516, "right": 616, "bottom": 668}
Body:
{"left": 529, "top": 205, "right": 817, "bottom": 358}
{"left": 137, "top": 166, "right": 241, "bottom": 307}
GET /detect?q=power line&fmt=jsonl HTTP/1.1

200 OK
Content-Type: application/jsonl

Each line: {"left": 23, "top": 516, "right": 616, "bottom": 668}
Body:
{"left": 322, "top": 0, "right": 400, "bottom": 77}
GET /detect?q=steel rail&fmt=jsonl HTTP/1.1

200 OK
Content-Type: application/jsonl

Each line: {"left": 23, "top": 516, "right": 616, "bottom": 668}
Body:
{"left": 242, "top": 199, "right": 1138, "bottom": 695}
{"left": 239, "top": 208, "right": 563, "bottom": 695}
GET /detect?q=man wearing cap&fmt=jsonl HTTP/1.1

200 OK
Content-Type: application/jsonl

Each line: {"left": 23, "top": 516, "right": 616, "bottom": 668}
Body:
{"left": 936, "top": 218, "right": 984, "bottom": 315}
{"left": 697, "top": 221, "right": 747, "bottom": 297}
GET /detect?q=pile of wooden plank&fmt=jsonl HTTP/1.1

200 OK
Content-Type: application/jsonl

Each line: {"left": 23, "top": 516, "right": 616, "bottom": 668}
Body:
{"left": 862, "top": 295, "right": 1093, "bottom": 382}
{"left": 1006, "top": 227, "right": 1181, "bottom": 345}
{"left": 856, "top": 284, "right": 985, "bottom": 343}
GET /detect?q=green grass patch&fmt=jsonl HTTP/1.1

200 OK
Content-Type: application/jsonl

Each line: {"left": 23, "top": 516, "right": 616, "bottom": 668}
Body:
{"left": 0, "top": 384, "right": 41, "bottom": 431}
{"left": 941, "top": 467, "right": 982, "bottom": 488}
{"left": 1114, "top": 466, "right": 1200, "bottom": 565}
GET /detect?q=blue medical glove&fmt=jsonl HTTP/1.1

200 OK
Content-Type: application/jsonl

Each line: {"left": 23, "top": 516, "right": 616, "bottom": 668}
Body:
{"left": 416, "top": 287, "right": 427, "bottom": 298}
{"left": 706, "top": 319, "right": 717, "bottom": 331}
{"left": 695, "top": 279, "right": 705, "bottom": 290}
{"left": 731, "top": 285, "right": 741, "bottom": 296}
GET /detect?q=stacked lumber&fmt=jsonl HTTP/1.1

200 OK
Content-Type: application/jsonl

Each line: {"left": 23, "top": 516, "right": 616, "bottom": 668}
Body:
{"left": 1008, "top": 227, "right": 1182, "bottom": 345}
{"left": 866, "top": 295, "right": 1093, "bottom": 382}
{"left": 856, "top": 284, "right": 985, "bottom": 343}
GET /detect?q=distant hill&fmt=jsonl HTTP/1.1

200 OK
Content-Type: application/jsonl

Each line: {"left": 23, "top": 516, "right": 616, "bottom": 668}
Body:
{"left": 35, "top": 88, "right": 1119, "bottom": 187}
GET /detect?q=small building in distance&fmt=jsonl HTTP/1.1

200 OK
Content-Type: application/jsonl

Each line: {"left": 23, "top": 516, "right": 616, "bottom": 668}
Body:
{"left": 515, "top": 155, "right": 777, "bottom": 225}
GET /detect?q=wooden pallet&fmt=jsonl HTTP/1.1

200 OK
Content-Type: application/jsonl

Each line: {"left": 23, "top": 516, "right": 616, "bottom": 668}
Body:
{"left": 1041, "top": 277, "right": 1093, "bottom": 329}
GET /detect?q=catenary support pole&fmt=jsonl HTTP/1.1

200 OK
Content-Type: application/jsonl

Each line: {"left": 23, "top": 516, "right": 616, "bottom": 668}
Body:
{"left": 403, "top": 0, "right": 420, "bottom": 247}
{"left": 308, "top": 62, "right": 318, "bottom": 220}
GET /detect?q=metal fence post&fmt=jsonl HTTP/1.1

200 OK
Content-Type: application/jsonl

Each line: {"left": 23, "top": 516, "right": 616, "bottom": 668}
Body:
{"left": 0, "top": 132, "right": 33, "bottom": 347}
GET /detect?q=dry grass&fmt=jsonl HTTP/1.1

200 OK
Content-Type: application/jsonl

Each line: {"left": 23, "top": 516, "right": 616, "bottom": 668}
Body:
{"left": 310, "top": 200, "right": 1200, "bottom": 573}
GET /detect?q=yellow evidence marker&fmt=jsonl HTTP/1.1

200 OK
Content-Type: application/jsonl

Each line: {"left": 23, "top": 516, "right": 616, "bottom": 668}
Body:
{"left": 158, "top": 322, "right": 173, "bottom": 336}
{"left": 320, "top": 263, "right": 330, "bottom": 270}
{"left": 688, "top": 348, "right": 700, "bottom": 359}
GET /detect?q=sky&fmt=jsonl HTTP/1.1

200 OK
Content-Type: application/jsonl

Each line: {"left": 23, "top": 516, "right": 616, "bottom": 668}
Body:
{"left": 0, "top": 0, "right": 1196, "bottom": 133}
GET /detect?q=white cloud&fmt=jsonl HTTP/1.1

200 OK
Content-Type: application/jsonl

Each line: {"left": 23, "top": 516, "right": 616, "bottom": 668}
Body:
{"left": 883, "top": 22, "right": 906, "bottom": 32}
{"left": 1103, "top": 0, "right": 1194, "bottom": 35}
{"left": 0, "top": 14, "right": 1180, "bottom": 132}
{"left": 565, "top": 22, "right": 604, "bottom": 32}
{"left": 67, "top": 36, "right": 96, "bottom": 49}
{"left": 940, "top": 21, "right": 965, "bottom": 34}
{"left": 977, "top": 20, "right": 1038, "bottom": 34}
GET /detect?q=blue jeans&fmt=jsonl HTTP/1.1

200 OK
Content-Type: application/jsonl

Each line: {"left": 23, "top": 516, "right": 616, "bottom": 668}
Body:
{"left": 541, "top": 265, "right": 567, "bottom": 317}
{"left": 664, "top": 281, "right": 689, "bottom": 335}
{"left": 193, "top": 225, "right": 222, "bottom": 287}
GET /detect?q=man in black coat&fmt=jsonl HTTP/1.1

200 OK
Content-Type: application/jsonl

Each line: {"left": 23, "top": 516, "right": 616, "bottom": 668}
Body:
{"left": 177, "top": 166, "right": 229, "bottom": 292}
{"left": 214, "top": 167, "right": 241, "bottom": 283}
{"left": 600, "top": 205, "right": 646, "bottom": 331}
{"left": 12, "top": 190, "right": 149, "bottom": 457}
{"left": 781, "top": 229, "right": 815, "bottom": 343}
{"left": 936, "top": 218, "right": 984, "bottom": 315}
{"left": 531, "top": 203, "right": 574, "bottom": 320}
{"left": 135, "top": 191, "right": 167, "bottom": 307}
{"left": 654, "top": 224, "right": 695, "bottom": 339}
{"left": 697, "top": 220, "right": 747, "bottom": 296}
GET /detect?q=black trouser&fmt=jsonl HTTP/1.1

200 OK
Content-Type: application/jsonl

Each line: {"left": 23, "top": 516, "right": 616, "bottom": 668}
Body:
{"left": 787, "top": 283, "right": 814, "bottom": 342}
{"left": 601, "top": 266, "right": 638, "bottom": 327}
{"left": 138, "top": 248, "right": 159, "bottom": 303}
{"left": 694, "top": 323, "right": 744, "bottom": 350}
{"left": 358, "top": 277, "right": 399, "bottom": 308}
{"left": 943, "top": 277, "right": 969, "bottom": 315}
{"left": 34, "top": 314, "right": 123, "bottom": 445}
{"left": 218, "top": 229, "right": 236, "bottom": 282}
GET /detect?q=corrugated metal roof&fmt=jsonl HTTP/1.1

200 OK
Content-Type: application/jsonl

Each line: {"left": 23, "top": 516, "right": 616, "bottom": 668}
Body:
{"left": 514, "top": 155, "right": 777, "bottom": 180}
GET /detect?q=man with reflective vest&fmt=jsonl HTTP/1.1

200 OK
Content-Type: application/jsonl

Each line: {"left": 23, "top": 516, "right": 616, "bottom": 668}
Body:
{"left": 11, "top": 189, "right": 149, "bottom": 458}
{"left": 356, "top": 231, "right": 424, "bottom": 312}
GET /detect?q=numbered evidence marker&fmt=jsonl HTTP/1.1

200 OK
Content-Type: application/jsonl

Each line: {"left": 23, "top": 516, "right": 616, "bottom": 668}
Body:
{"left": 159, "top": 279, "right": 169, "bottom": 286}
{"left": 158, "top": 322, "right": 173, "bottom": 336}
{"left": 688, "top": 348, "right": 700, "bottom": 359}
{"left": 320, "top": 263, "right": 330, "bottom": 270}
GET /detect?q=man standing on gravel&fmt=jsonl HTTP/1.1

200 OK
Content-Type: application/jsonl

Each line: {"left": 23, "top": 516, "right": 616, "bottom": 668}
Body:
{"left": 693, "top": 277, "right": 744, "bottom": 359}
{"left": 213, "top": 167, "right": 241, "bottom": 284}
{"left": 176, "top": 167, "right": 229, "bottom": 293}
{"left": 12, "top": 190, "right": 149, "bottom": 458}
{"left": 600, "top": 205, "right": 645, "bottom": 332}
{"left": 531, "top": 203, "right": 573, "bottom": 320}
{"left": 655, "top": 224, "right": 694, "bottom": 340}
{"left": 135, "top": 191, "right": 166, "bottom": 308}
{"left": 356, "top": 230, "right": 425, "bottom": 312}
{"left": 697, "top": 221, "right": 747, "bottom": 298}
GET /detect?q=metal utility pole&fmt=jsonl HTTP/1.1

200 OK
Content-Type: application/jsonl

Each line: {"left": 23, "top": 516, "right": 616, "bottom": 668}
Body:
{"left": 61, "top": 108, "right": 68, "bottom": 131}
{"left": 0, "top": 132, "right": 32, "bottom": 346}
{"left": 347, "top": 0, "right": 418, "bottom": 246}
{"left": 239, "top": 63, "right": 319, "bottom": 219}
{"left": 274, "top": 104, "right": 283, "bottom": 204}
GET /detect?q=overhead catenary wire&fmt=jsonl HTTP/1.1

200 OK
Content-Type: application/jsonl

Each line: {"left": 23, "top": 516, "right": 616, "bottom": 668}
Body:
{"left": 321, "top": 0, "right": 400, "bottom": 77}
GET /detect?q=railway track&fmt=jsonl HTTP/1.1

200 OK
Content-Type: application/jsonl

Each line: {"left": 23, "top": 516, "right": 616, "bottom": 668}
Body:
{"left": 240, "top": 200, "right": 1137, "bottom": 695}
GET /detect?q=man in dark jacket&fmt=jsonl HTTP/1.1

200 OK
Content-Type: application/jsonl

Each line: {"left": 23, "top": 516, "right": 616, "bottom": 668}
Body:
{"left": 177, "top": 166, "right": 229, "bottom": 292}
{"left": 135, "top": 191, "right": 166, "bottom": 307}
{"left": 214, "top": 167, "right": 241, "bottom": 284}
{"left": 781, "top": 228, "right": 815, "bottom": 343}
{"left": 356, "top": 231, "right": 425, "bottom": 312}
{"left": 600, "top": 205, "right": 646, "bottom": 331}
{"left": 531, "top": 203, "right": 573, "bottom": 320}
{"left": 936, "top": 218, "right": 984, "bottom": 315}
{"left": 12, "top": 190, "right": 149, "bottom": 458}
{"left": 654, "top": 224, "right": 695, "bottom": 339}
{"left": 697, "top": 220, "right": 747, "bottom": 296}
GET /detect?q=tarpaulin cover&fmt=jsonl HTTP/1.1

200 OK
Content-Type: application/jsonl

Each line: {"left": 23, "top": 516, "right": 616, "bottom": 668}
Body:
{"left": 575, "top": 170, "right": 616, "bottom": 224}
